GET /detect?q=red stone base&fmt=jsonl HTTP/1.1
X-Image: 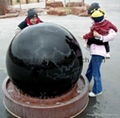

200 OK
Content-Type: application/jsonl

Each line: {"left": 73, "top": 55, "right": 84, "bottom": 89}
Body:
{"left": 2, "top": 76, "right": 89, "bottom": 118}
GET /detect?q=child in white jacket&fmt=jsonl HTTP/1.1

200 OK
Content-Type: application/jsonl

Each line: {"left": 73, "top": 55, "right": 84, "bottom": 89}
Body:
{"left": 82, "top": 9, "right": 117, "bottom": 97}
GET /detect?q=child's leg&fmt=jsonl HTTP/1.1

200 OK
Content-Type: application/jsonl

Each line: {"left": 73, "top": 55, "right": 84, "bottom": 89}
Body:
{"left": 91, "top": 55, "right": 104, "bottom": 94}
{"left": 86, "top": 38, "right": 97, "bottom": 49}
{"left": 87, "top": 38, "right": 104, "bottom": 45}
{"left": 104, "top": 42, "right": 110, "bottom": 58}
{"left": 87, "top": 38, "right": 94, "bottom": 46}
{"left": 84, "top": 40, "right": 90, "bottom": 50}
{"left": 104, "top": 42, "right": 110, "bottom": 53}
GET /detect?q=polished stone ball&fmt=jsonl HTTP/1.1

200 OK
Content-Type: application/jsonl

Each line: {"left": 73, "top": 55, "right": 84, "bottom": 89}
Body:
{"left": 6, "top": 23, "right": 83, "bottom": 97}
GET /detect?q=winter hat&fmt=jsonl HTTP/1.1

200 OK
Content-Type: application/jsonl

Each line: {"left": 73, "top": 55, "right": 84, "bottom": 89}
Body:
{"left": 91, "top": 9, "right": 105, "bottom": 22}
{"left": 27, "top": 9, "right": 38, "bottom": 19}
{"left": 88, "top": 2, "right": 100, "bottom": 15}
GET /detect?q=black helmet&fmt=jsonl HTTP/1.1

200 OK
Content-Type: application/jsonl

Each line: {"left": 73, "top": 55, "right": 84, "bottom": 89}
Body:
{"left": 27, "top": 9, "right": 38, "bottom": 19}
{"left": 88, "top": 3, "right": 100, "bottom": 15}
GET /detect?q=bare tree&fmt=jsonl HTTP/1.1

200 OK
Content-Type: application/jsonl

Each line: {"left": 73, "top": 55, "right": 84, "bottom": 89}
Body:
{"left": 9, "top": 0, "right": 13, "bottom": 5}
{"left": 82, "top": 0, "right": 85, "bottom": 5}
{"left": 26, "top": 0, "right": 29, "bottom": 4}
{"left": 0, "top": 0, "right": 8, "bottom": 15}
{"left": 17, "top": 0, "right": 22, "bottom": 9}
{"left": 0, "top": 0, "right": 8, "bottom": 7}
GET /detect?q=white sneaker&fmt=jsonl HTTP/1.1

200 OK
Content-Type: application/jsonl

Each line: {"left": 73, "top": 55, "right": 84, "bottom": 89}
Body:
{"left": 105, "top": 53, "right": 110, "bottom": 59}
{"left": 89, "top": 91, "right": 103, "bottom": 97}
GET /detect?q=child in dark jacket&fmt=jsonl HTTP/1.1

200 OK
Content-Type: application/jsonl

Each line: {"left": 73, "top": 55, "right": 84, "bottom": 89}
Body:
{"left": 83, "top": 9, "right": 118, "bottom": 58}
{"left": 16, "top": 9, "right": 43, "bottom": 34}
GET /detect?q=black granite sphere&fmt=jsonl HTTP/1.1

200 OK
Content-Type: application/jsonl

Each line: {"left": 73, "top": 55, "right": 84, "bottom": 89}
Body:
{"left": 6, "top": 23, "right": 83, "bottom": 97}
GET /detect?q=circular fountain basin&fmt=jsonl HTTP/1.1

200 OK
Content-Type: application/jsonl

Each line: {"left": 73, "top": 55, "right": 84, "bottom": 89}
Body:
{"left": 2, "top": 76, "right": 89, "bottom": 118}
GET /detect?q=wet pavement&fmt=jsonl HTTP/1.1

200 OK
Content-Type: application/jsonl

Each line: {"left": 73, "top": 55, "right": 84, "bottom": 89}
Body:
{"left": 0, "top": 0, "right": 120, "bottom": 117}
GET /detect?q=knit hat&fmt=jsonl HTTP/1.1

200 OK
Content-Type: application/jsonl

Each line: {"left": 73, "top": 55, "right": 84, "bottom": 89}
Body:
{"left": 27, "top": 9, "right": 38, "bottom": 19}
{"left": 88, "top": 2, "right": 100, "bottom": 15}
{"left": 91, "top": 9, "right": 105, "bottom": 22}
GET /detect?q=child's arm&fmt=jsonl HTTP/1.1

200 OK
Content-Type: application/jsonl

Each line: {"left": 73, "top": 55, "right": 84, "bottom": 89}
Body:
{"left": 83, "top": 31, "right": 93, "bottom": 39}
{"left": 93, "top": 29, "right": 117, "bottom": 42}
{"left": 102, "top": 29, "right": 117, "bottom": 42}
{"left": 93, "top": 31, "right": 102, "bottom": 40}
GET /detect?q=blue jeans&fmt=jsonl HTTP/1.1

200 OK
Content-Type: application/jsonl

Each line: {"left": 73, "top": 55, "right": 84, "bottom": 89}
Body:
{"left": 86, "top": 55, "right": 104, "bottom": 94}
